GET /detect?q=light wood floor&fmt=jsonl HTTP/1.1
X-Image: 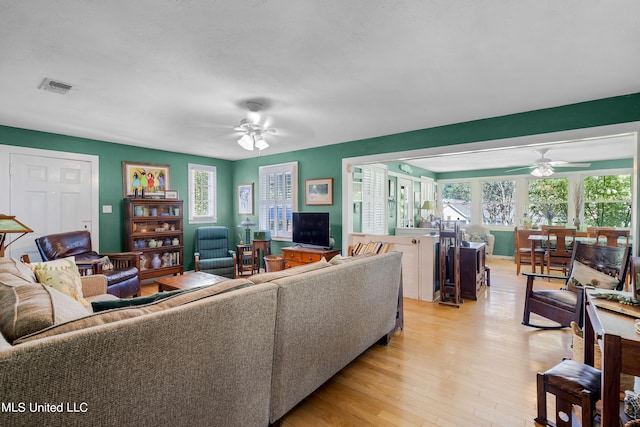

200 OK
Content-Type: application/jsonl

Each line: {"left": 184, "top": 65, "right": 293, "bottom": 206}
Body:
{"left": 143, "top": 259, "right": 573, "bottom": 426}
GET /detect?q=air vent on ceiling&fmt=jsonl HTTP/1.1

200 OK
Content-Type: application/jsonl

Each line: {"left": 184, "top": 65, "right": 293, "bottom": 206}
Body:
{"left": 39, "top": 78, "right": 73, "bottom": 95}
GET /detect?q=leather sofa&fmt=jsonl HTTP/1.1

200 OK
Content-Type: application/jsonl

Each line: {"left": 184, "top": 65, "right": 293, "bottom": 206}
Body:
{"left": 35, "top": 230, "right": 141, "bottom": 298}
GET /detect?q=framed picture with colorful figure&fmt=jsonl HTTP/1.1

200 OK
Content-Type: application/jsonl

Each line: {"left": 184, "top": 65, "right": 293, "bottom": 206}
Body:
{"left": 122, "top": 161, "right": 170, "bottom": 198}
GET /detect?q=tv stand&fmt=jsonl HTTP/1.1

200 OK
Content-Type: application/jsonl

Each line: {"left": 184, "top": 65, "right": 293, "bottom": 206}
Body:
{"left": 282, "top": 246, "right": 341, "bottom": 269}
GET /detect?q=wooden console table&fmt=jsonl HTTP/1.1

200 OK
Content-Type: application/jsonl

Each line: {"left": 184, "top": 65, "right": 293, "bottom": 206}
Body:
{"left": 584, "top": 289, "right": 640, "bottom": 425}
{"left": 281, "top": 246, "right": 340, "bottom": 269}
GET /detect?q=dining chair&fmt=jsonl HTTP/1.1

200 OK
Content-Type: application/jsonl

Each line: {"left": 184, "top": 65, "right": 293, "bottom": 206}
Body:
{"left": 595, "top": 228, "right": 630, "bottom": 247}
{"left": 514, "top": 227, "right": 544, "bottom": 275}
{"left": 522, "top": 242, "right": 630, "bottom": 329}
{"left": 544, "top": 227, "right": 576, "bottom": 276}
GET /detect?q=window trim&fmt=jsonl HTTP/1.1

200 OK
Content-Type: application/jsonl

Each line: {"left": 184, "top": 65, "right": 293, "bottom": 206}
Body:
{"left": 438, "top": 167, "right": 633, "bottom": 231}
{"left": 188, "top": 163, "right": 217, "bottom": 224}
{"left": 258, "top": 161, "right": 298, "bottom": 241}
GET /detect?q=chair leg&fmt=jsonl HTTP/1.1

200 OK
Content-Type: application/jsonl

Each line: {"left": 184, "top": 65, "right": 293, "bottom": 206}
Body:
{"left": 534, "top": 373, "right": 547, "bottom": 425}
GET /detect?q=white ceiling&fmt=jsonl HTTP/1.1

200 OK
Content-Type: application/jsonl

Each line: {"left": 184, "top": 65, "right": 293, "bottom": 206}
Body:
{"left": 1, "top": 1, "right": 639, "bottom": 164}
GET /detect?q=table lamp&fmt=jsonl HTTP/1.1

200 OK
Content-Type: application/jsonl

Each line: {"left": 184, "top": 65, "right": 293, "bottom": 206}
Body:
{"left": 0, "top": 214, "right": 33, "bottom": 257}
{"left": 421, "top": 201, "right": 435, "bottom": 223}
{"left": 238, "top": 217, "right": 256, "bottom": 244}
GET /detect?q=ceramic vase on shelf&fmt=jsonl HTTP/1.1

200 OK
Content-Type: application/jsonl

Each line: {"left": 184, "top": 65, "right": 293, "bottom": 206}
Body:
{"left": 148, "top": 238, "right": 157, "bottom": 248}
{"left": 172, "top": 237, "right": 179, "bottom": 246}
{"left": 134, "top": 206, "right": 144, "bottom": 217}
{"left": 151, "top": 253, "right": 162, "bottom": 269}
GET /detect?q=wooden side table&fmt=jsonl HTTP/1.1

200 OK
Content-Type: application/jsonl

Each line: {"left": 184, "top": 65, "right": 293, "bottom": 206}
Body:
{"left": 236, "top": 244, "right": 258, "bottom": 276}
{"left": 252, "top": 239, "right": 271, "bottom": 272}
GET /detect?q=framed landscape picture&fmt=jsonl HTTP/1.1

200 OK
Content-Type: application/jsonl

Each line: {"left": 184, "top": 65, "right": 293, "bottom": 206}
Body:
{"left": 238, "top": 183, "right": 254, "bottom": 215}
{"left": 305, "top": 178, "right": 333, "bottom": 206}
{"left": 122, "top": 161, "right": 170, "bottom": 198}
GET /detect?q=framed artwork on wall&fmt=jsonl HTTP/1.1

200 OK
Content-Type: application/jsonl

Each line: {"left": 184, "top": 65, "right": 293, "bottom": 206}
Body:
{"left": 305, "top": 178, "right": 333, "bottom": 206}
{"left": 238, "top": 183, "right": 254, "bottom": 215}
{"left": 164, "top": 190, "right": 178, "bottom": 199}
{"left": 122, "top": 161, "right": 170, "bottom": 198}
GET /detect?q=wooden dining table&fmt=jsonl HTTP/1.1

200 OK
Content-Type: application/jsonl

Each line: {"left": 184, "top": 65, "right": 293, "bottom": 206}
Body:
{"left": 527, "top": 234, "right": 632, "bottom": 273}
{"left": 584, "top": 289, "right": 640, "bottom": 426}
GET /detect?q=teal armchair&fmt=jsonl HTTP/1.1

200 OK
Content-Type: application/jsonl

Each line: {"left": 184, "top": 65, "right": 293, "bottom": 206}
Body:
{"left": 194, "top": 226, "right": 236, "bottom": 278}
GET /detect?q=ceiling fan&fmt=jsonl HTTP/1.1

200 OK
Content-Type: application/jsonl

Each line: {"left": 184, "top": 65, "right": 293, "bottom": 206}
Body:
{"left": 234, "top": 101, "right": 276, "bottom": 152}
{"left": 506, "top": 148, "right": 591, "bottom": 177}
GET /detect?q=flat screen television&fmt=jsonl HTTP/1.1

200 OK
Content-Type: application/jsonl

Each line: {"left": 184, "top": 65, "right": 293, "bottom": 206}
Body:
{"left": 292, "top": 212, "right": 331, "bottom": 249}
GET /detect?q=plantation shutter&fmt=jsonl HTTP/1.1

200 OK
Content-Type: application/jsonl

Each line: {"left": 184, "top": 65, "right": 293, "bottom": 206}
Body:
{"left": 362, "top": 165, "right": 387, "bottom": 234}
{"left": 259, "top": 162, "right": 298, "bottom": 239}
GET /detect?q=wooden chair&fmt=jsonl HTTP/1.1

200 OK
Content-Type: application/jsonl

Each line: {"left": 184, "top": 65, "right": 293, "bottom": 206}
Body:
{"left": 514, "top": 227, "right": 544, "bottom": 275}
{"left": 544, "top": 227, "right": 576, "bottom": 276}
{"left": 522, "top": 242, "right": 630, "bottom": 329}
{"left": 595, "top": 228, "right": 630, "bottom": 247}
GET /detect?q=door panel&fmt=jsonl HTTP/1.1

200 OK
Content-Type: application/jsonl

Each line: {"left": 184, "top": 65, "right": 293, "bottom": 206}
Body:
{"left": 9, "top": 154, "right": 93, "bottom": 260}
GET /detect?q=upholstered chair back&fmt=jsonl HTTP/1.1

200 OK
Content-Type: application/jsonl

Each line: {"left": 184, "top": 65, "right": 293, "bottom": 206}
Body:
{"left": 35, "top": 230, "right": 98, "bottom": 262}
{"left": 195, "top": 226, "right": 231, "bottom": 259}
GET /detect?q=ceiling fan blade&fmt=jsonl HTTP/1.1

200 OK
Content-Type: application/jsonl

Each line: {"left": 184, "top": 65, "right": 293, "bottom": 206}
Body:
{"left": 553, "top": 162, "right": 591, "bottom": 168}
{"left": 505, "top": 165, "right": 535, "bottom": 173}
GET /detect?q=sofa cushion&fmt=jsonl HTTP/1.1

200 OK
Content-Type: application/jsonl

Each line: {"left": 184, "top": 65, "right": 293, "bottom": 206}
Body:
{"left": 0, "top": 257, "right": 37, "bottom": 283}
{"left": 30, "top": 257, "right": 88, "bottom": 306}
{"left": 248, "top": 259, "right": 331, "bottom": 284}
{"left": 567, "top": 260, "right": 619, "bottom": 292}
{"left": 0, "top": 282, "right": 89, "bottom": 344}
{"left": 14, "top": 278, "right": 254, "bottom": 344}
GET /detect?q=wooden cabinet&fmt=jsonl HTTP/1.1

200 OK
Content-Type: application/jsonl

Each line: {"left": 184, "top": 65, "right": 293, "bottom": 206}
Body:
{"left": 459, "top": 242, "right": 486, "bottom": 300}
{"left": 124, "top": 198, "right": 184, "bottom": 280}
{"left": 281, "top": 246, "right": 340, "bottom": 269}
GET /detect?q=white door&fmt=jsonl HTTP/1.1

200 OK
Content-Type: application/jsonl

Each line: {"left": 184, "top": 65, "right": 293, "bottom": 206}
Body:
{"left": 9, "top": 153, "right": 94, "bottom": 261}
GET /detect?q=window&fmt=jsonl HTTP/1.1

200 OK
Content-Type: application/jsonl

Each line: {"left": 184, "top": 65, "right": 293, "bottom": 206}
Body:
{"left": 583, "top": 174, "right": 632, "bottom": 227}
{"left": 441, "top": 182, "right": 471, "bottom": 223}
{"left": 188, "top": 163, "right": 217, "bottom": 224}
{"left": 527, "top": 178, "right": 568, "bottom": 226}
{"left": 362, "top": 165, "right": 387, "bottom": 234}
{"left": 482, "top": 179, "right": 516, "bottom": 225}
{"left": 259, "top": 162, "right": 298, "bottom": 239}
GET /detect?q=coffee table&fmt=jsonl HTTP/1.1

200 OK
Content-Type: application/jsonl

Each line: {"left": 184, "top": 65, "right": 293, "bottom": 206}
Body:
{"left": 155, "top": 271, "right": 229, "bottom": 292}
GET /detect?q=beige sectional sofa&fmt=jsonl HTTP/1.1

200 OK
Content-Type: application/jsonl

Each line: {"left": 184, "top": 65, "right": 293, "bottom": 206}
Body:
{"left": 0, "top": 251, "right": 403, "bottom": 427}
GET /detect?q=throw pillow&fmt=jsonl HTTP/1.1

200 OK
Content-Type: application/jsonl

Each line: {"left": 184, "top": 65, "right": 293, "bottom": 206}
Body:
{"left": 625, "top": 390, "right": 640, "bottom": 420}
{"left": 30, "top": 257, "right": 88, "bottom": 306}
{"left": 0, "top": 257, "right": 37, "bottom": 283}
{"left": 98, "top": 256, "right": 114, "bottom": 271}
{"left": 91, "top": 289, "right": 185, "bottom": 312}
{"left": 567, "top": 260, "right": 620, "bottom": 292}
{"left": 0, "top": 282, "right": 88, "bottom": 344}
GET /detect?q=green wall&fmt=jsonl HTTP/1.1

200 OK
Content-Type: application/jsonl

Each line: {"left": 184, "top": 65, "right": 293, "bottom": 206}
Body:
{"left": 1, "top": 92, "right": 639, "bottom": 264}
{"left": 0, "top": 126, "right": 232, "bottom": 270}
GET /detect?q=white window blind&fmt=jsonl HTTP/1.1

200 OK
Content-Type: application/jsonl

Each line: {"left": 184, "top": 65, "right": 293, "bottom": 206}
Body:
{"left": 362, "top": 165, "right": 387, "bottom": 234}
{"left": 259, "top": 161, "right": 298, "bottom": 239}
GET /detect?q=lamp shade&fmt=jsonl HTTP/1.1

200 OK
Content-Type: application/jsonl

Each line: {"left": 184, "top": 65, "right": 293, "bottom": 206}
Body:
{"left": 238, "top": 217, "right": 256, "bottom": 228}
{"left": 421, "top": 201, "right": 434, "bottom": 210}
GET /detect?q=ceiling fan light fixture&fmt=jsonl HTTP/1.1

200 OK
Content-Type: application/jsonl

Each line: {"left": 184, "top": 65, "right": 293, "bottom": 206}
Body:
{"left": 238, "top": 134, "right": 254, "bottom": 151}
{"left": 531, "top": 164, "right": 554, "bottom": 177}
{"left": 254, "top": 137, "right": 269, "bottom": 151}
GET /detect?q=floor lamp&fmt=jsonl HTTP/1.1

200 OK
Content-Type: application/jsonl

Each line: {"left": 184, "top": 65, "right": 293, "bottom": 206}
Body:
{"left": 0, "top": 214, "right": 33, "bottom": 257}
